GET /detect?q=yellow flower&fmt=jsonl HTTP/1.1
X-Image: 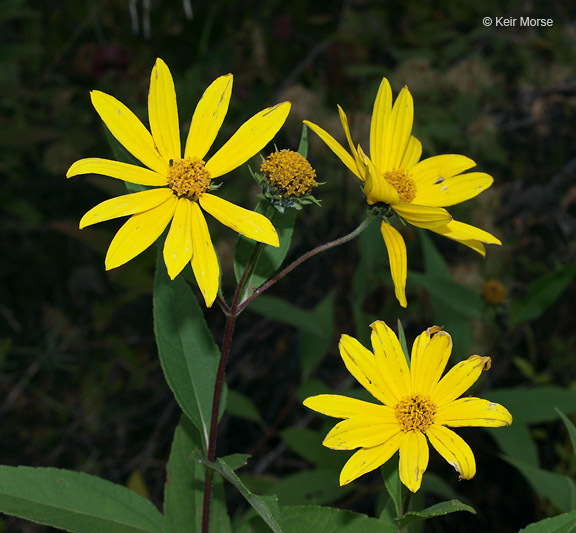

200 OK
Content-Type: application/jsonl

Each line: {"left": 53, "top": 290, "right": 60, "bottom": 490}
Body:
{"left": 67, "top": 58, "right": 291, "bottom": 307}
{"left": 304, "top": 78, "right": 500, "bottom": 307}
{"left": 303, "top": 321, "right": 512, "bottom": 492}
{"left": 481, "top": 279, "right": 507, "bottom": 305}
{"left": 260, "top": 149, "right": 317, "bottom": 199}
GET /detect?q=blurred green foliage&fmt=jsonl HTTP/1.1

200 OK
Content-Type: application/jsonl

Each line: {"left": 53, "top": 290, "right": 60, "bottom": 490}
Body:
{"left": 2, "top": 0, "right": 576, "bottom": 531}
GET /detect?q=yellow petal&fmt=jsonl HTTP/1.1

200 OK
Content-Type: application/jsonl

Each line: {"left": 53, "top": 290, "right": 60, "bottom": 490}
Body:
{"left": 457, "top": 240, "right": 486, "bottom": 256}
{"left": 392, "top": 203, "right": 452, "bottom": 229}
{"left": 411, "top": 154, "right": 477, "bottom": 188}
{"left": 303, "top": 119, "right": 362, "bottom": 180}
{"left": 66, "top": 158, "right": 167, "bottom": 186}
{"left": 399, "top": 430, "right": 429, "bottom": 493}
{"left": 370, "top": 77, "right": 392, "bottom": 171}
{"left": 370, "top": 320, "right": 411, "bottom": 398}
{"left": 400, "top": 136, "right": 422, "bottom": 170}
{"left": 339, "top": 432, "right": 403, "bottom": 486}
{"left": 435, "top": 397, "right": 512, "bottom": 427}
{"left": 185, "top": 74, "right": 233, "bottom": 160}
{"left": 90, "top": 90, "right": 167, "bottom": 175}
{"left": 79, "top": 188, "right": 174, "bottom": 229}
{"left": 339, "top": 334, "right": 397, "bottom": 407}
{"left": 427, "top": 424, "right": 476, "bottom": 480}
{"left": 414, "top": 172, "right": 494, "bottom": 207}
{"left": 149, "top": 59, "right": 181, "bottom": 162}
{"left": 199, "top": 193, "right": 278, "bottom": 246}
{"left": 323, "top": 415, "right": 400, "bottom": 450}
{"left": 303, "top": 394, "right": 392, "bottom": 419}
{"left": 190, "top": 201, "right": 220, "bottom": 307}
{"left": 431, "top": 219, "right": 501, "bottom": 246}
{"left": 337, "top": 105, "right": 365, "bottom": 177}
{"left": 432, "top": 355, "right": 492, "bottom": 407}
{"left": 206, "top": 102, "right": 291, "bottom": 178}
{"left": 410, "top": 328, "right": 453, "bottom": 396}
{"left": 163, "top": 198, "right": 193, "bottom": 280}
{"left": 380, "top": 86, "right": 414, "bottom": 171}
{"left": 363, "top": 149, "right": 399, "bottom": 205}
{"left": 380, "top": 222, "right": 407, "bottom": 307}
{"left": 105, "top": 196, "right": 177, "bottom": 270}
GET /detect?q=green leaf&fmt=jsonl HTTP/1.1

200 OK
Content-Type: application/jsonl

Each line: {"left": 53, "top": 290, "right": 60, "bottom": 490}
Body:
{"left": 486, "top": 423, "right": 539, "bottom": 466}
{"left": 196, "top": 454, "right": 283, "bottom": 533}
{"left": 556, "top": 408, "right": 576, "bottom": 456}
{"left": 220, "top": 454, "right": 251, "bottom": 472}
{"left": 234, "top": 200, "right": 298, "bottom": 295}
{"left": 486, "top": 387, "right": 576, "bottom": 467}
{"left": 297, "top": 123, "right": 309, "bottom": 158}
{"left": 0, "top": 466, "right": 165, "bottom": 533}
{"left": 380, "top": 459, "right": 403, "bottom": 517}
{"left": 101, "top": 126, "right": 147, "bottom": 195}
{"left": 488, "top": 387, "right": 576, "bottom": 424}
{"left": 397, "top": 320, "right": 410, "bottom": 364}
{"left": 419, "top": 230, "right": 450, "bottom": 279}
{"left": 226, "top": 389, "right": 265, "bottom": 426}
{"left": 279, "top": 505, "right": 395, "bottom": 533}
{"left": 280, "top": 426, "right": 343, "bottom": 470}
{"left": 164, "top": 417, "right": 231, "bottom": 533}
{"left": 503, "top": 456, "right": 576, "bottom": 513}
{"left": 237, "top": 504, "right": 395, "bottom": 533}
{"left": 511, "top": 266, "right": 576, "bottom": 326}
{"left": 397, "top": 499, "right": 476, "bottom": 527}
{"left": 417, "top": 230, "right": 473, "bottom": 360}
{"left": 420, "top": 473, "right": 471, "bottom": 503}
{"left": 409, "top": 272, "right": 483, "bottom": 319}
{"left": 273, "top": 470, "right": 353, "bottom": 506}
{"left": 299, "top": 293, "right": 335, "bottom": 379}
{"left": 248, "top": 296, "right": 321, "bottom": 335}
{"left": 153, "top": 253, "right": 221, "bottom": 450}
{"left": 519, "top": 510, "right": 576, "bottom": 532}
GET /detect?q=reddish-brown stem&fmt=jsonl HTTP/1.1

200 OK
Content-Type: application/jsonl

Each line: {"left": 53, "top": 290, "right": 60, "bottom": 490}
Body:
{"left": 237, "top": 215, "right": 374, "bottom": 313}
{"left": 201, "top": 215, "right": 373, "bottom": 532}
{"left": 202, "top": 240, "right": 264, "bottom": 532}
{"left": 201, "top": 312, "right": 236, "bottom": 533}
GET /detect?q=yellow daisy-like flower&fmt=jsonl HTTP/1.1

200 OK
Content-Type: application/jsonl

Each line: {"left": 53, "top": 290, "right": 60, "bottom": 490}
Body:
{"left": 304, "top": 78, "right": 501, "bottom": 307}
{"left": 303, "top": 321, "right": 512, "bottom": 492}
{"left": 67, "top": 58, "right": 291, "bottom": 307}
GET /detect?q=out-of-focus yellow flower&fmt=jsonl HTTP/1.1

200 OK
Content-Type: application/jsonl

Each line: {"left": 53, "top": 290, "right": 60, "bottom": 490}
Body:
{"left": 304, "top": 78, "right": 500, "bottom": 307}
{"left": 481, "top": 279, "right": 507, "bottom": 305}
{"left": 67, "top": 58, "right": 291, "bottom": 307}
{"left": 304, "top": 321, "right": 512, "bottom": 492}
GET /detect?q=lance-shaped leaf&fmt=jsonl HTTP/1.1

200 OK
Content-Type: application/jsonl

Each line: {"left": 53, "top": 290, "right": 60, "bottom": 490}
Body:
{"left": 238, "top": 505, "right": 393, "bottom": 533}
{"left": 195, "top": 453, "right": 283, "bottom": 533}
{"left": 164, "top": 417, "right": 230, "bottom": 533}
{"left": 381, "top": 459, "right": 403, "bottom": 517}
{"left": 520, "top": 511, "right": 576, "bottom": 532}
{"left": 0, "top": 466, "right": 165, "bottom": 533}
{"left": 396, "top": 499, "right": 476, "bottom": 528}
{"left": 153, "top": 252, "right": 221, "bottom": 450}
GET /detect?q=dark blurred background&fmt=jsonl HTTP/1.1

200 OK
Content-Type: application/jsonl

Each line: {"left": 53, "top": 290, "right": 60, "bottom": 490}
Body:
{"left": 1, "top": 0, "right": 575, "bottom": 531}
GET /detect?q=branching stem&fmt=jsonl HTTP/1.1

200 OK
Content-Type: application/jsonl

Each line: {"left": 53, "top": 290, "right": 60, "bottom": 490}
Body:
{"left": 201, "top": 214, "right": 374, "bottom": 532}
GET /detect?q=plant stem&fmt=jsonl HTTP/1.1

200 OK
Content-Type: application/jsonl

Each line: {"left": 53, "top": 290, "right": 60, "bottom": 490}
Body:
{"left": 237, "top": 214, "right": 374, "bottom": 313}
{"left": 201, "top": 242, "right": 264, "bottom": 533}
{"left": 398, "top": 491, "right": 412, "bottom": 533}
{"left": 201, "top": 214, "right": 373, "bottom": 532}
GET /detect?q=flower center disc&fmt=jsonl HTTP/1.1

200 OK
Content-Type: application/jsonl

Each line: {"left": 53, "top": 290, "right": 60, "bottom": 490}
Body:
{"left": 383, "top": 169, "right": 417, "bottom": 203}
{"left": 260, "top": 149, "right": 317, "bottom": 198}
{"left": 167, "top": 157, "right": 211, "bottom": 200}
{"left": 395, "top": 394, "right": 436, "bottom": 432}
